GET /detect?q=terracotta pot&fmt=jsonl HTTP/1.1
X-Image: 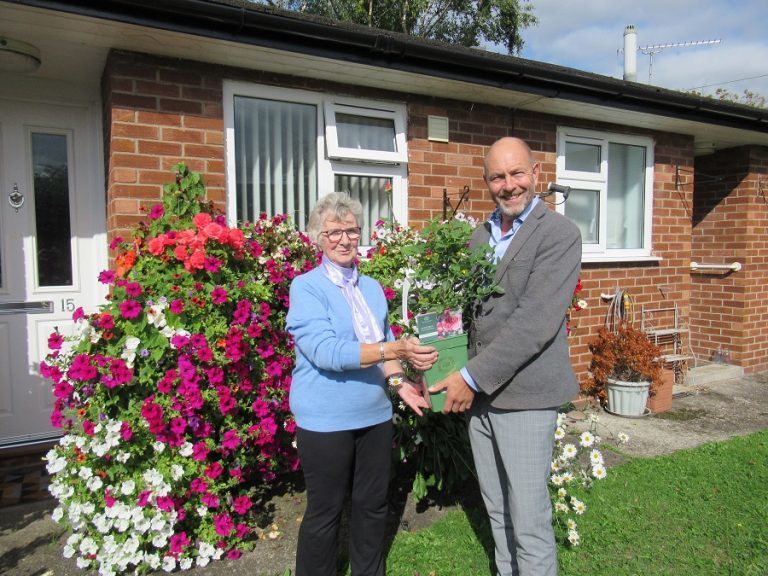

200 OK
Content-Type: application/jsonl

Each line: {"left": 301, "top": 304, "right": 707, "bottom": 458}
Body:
{"left": 647, "top": 368, "right": 675, "bottom": 413}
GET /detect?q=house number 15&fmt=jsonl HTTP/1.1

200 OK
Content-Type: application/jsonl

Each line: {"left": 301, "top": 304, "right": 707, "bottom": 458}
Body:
{"left": 60, "top": 298, "right": 76, "bottom": 312}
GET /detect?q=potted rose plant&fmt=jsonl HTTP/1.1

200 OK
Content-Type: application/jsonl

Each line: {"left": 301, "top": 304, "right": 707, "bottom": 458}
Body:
{"left": 360, "top": 214, "right": 499, "bottom": 500}
{"left": 582, "top": 324, "right": 663, "bottom": 417}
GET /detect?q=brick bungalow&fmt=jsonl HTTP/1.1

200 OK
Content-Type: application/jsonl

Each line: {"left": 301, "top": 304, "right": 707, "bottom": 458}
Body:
{"left": 1, "top": 0, "right": 767, "bottom": 449}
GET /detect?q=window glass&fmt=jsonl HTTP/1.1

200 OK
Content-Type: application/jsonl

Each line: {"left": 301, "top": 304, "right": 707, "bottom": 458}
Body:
{"left": 334, "top": 175, "right": 392, "bottom": 243}
{"left": 564, "top": 188, "right": 600, "bottom": 244}
{"left": 607, "top": 143, "right": 646, "bottom": 249}
{"left": 33, "top": 132, "right": 73, "bottom": 286}
{"left": 233, "top": 96, "right": 317, "bottom": 228}
{"left": 565, "top": 141, "right": 601, "bottom": 172}
{"left": 336, "top": 113, "right": 396, "bottom": 152}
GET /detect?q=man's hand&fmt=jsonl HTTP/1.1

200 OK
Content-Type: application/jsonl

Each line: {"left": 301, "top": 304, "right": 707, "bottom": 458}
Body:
{"left": 428, "top": 371, "right": 475, "bottom": 413}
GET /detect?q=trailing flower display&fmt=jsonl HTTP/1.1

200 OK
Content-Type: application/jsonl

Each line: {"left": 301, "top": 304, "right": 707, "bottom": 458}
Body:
{"left": 41, "top": 166, "right": 319, "bottom": 574}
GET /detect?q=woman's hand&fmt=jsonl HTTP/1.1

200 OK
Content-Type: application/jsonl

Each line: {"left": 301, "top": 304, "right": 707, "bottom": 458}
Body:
{"left": 396, "top": 379, "right": 431, "bottom": 417}
{"left": 398, "top": 337, "right": 437, "bottom": 372}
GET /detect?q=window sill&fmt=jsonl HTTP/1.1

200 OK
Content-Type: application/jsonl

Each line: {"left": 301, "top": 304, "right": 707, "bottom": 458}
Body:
{"left": 582, "top": 254, "right": 663, "bottom": 264}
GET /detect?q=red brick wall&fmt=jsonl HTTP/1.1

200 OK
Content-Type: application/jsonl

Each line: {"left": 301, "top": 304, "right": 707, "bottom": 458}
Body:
{"left": 693, "top": 146, "right": 768, "bottom": 373}
{"left": 102, "top": 50, "right": 698, "bottom": 383}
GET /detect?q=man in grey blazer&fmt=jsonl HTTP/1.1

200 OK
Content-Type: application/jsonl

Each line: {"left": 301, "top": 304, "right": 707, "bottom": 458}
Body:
{"left": 429, "top": 137, "right": 581, "bottom": 576}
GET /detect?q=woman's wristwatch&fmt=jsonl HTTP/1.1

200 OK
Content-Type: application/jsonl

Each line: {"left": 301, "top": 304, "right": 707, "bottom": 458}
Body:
{"left": 386, "top": 372, "right": 407, "bottom": 388}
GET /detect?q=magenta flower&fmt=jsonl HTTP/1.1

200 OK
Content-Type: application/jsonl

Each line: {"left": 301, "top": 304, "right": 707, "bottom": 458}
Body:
{"left": 119, "top": 300, "right": 141, "bottom": 319}
{"left": 201, "top": 492, "right": 220, "bottom": 509}
{"left": 205, "top": 462, "right": 223, "bottom": 479}
{"left": 47, "top": 331, "right": 63, "bottom": 351}
{"left": 169, "top": 531, "right": 190, "bottom": 554}
{"left": 190, "top": 478, "right": 208, "bottom": 494}
{"left": 214, "top": 513, "right": 234, "bottom": 537}
{"left": 149, "top": 204, "right": 165, "bottom": 220}
{"left": 72, "top": 306, "right": 85, "bottom": 322}
{"left": 210, "top": 286, "right": 228, "bottom": 305}
{"left": 232, "top": 495, "right": 252, "bottom": 515}
{"left": 124, "top": 282, "right": 142, "bottom": 297}
{"left": 169, "top": 299, "right": 184, "bottom": 314}
{"left": 221, "top": 430, "right": 241, "bottom": 451}
{"left": 82, "top": 420, "right": 95, "bottom": 436}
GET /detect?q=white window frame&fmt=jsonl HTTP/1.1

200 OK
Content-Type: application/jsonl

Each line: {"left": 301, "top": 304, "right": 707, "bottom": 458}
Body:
{"left": 556, "top": 127, "right": 656, "bottom": 262}
{"left": 223, "top": 82, "right": 408, "bottom": 239}
{"left": 324, "top": 99, "right": 408, "bottom": 163}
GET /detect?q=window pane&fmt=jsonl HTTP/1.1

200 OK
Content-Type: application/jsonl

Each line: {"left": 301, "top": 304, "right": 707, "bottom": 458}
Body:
{"left": 234, "top": 96, "right": 317, "bottom": 228}
{"left": 607, "top": 143, "right": 646, "bottom": 249}
{"left": 336, "top": 113, "right": 396, "bottom": 152}
{"left": 564, "top": 188, "right": 600, "bottom": 244}
{"left": 565, "top": 141, "right": 601, "bottom": 172}
{"left": 334, "top": 175, "right": 392, "bottom": 244}
{"left": 33, "top": 132, "right": 73, "bottom": 286}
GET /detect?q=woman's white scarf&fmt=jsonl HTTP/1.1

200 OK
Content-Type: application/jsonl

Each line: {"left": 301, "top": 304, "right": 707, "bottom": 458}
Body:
{"left": 320, "top": 258, "right": 385, "bottom": 344}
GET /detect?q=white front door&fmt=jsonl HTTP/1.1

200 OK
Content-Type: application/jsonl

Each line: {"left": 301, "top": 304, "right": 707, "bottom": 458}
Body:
{"left": 0, "top": 99, "right": 106, "bottom": 447}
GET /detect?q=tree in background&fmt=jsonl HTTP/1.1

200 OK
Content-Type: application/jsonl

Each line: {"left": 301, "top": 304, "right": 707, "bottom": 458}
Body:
{"left": 257, "top": 0, "right": 537, "bottom": 54}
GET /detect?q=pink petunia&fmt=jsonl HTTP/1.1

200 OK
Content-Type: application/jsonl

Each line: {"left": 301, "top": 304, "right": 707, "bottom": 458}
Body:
{"left": 98, "top": 270, "right": 116, "bottom": 284}
{"left": 149, "top": 204, "right": 165, "bottom": 220}
{"left": 205, "top": 462, "right": 223, "bottom": 479}
{"left": 213, "top": 513, "right": 234, "bottom": 537}
{"left": 210, "top": 286, "right": 228, "bottom": 305}
{"left": 82, "top": 420, "right": 95, "bottom": 436}
{"left": 124, "top": 282, "right": 142, "bottom": 297}
{"left": 169, "top": 299, "right": 184, "bottom": 314}
{"left": 232, "top": 495, "right": 252, "bottom": 515}
{"left": 119, "top": 300, "right": 142, "bottom": 319}
{"left": 72, "top": 307, "right": 85, "bottom": 322}
{"left": 47, "top": 331, "right": 63, "bottom": 351}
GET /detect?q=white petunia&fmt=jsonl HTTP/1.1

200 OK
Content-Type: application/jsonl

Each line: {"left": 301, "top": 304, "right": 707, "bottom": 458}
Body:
{"left": 120, "top": 479, "right": 135, "bottom": 495}
{"left": 178, "top": 442, "right": 194, "bottom": 457}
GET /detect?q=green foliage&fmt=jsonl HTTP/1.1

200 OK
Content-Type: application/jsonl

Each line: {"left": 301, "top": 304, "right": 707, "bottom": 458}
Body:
{"left": 260, "top": 0, "right": 538, "bottom": 54}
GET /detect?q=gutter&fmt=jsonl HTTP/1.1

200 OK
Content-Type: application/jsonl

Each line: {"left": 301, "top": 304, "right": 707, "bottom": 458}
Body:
{"left": 8, "top": 0, "right": 768, "bottom": 133}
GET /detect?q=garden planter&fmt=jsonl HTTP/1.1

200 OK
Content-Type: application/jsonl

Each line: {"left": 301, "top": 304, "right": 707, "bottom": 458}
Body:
{"left": 605, "top": 377, "right": 650, "bottom": 417}
{"left": 648, "top": 368, "right": 675, "bottom": 413}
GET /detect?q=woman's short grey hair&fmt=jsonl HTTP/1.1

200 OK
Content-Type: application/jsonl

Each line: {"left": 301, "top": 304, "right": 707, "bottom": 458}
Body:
{"left": 306, "top": 192, "right": 364, "bottom": 243}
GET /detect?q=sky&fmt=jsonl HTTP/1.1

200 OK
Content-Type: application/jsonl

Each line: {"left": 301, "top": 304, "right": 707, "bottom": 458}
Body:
{"left": 517, "top": 0, "right": 768, "bottom": 101}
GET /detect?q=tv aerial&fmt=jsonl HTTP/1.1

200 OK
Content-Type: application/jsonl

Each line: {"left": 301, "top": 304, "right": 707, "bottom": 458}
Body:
{"left": 639, "top": 38, "right": 721, "bottom": 84}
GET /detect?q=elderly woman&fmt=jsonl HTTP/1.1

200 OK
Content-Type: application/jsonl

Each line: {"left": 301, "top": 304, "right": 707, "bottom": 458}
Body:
{"left": 287, "top": 192, "right": 436, "bottom": 576}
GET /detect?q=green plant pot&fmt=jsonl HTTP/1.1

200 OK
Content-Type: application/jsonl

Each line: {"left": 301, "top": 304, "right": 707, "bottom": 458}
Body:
{"left": 423, "top": 333, "right": 469, "bottom": 387}
{"left": 429, "top": 390, "right": 447, "bottom": 413}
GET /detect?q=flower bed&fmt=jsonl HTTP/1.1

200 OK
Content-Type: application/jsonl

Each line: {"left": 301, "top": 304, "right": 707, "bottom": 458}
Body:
{"left": 42, "top": 166, "right": 318, "bottom": 574}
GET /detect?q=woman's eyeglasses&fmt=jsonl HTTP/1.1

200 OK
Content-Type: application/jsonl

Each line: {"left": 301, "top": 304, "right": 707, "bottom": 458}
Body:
{"left": 321, "top": 227, "right": 362, "bottom": 242}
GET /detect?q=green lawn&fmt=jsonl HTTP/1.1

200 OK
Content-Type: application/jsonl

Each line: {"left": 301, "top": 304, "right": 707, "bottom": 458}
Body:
{"left": 384, "top": 429, "right": 768, "bottom": 576}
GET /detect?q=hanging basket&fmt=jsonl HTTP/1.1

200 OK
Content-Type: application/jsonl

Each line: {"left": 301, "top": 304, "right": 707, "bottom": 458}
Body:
{"left": 605, "top": 377, "right": 651, "bottom": 417}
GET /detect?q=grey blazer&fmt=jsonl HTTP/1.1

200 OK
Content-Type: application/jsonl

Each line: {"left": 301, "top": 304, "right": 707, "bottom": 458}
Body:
{"left": 466, "top": 200, "right": 582, "bottom": 410}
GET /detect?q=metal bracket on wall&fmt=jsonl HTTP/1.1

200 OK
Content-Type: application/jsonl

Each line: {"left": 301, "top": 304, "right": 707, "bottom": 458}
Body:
{"left": 442, "top": 185, "right": 470, "bottom": 220}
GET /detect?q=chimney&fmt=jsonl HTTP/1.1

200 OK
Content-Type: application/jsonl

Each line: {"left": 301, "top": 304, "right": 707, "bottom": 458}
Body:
{"left": 623, "top": 25, "right": 637, "bottom": 81}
